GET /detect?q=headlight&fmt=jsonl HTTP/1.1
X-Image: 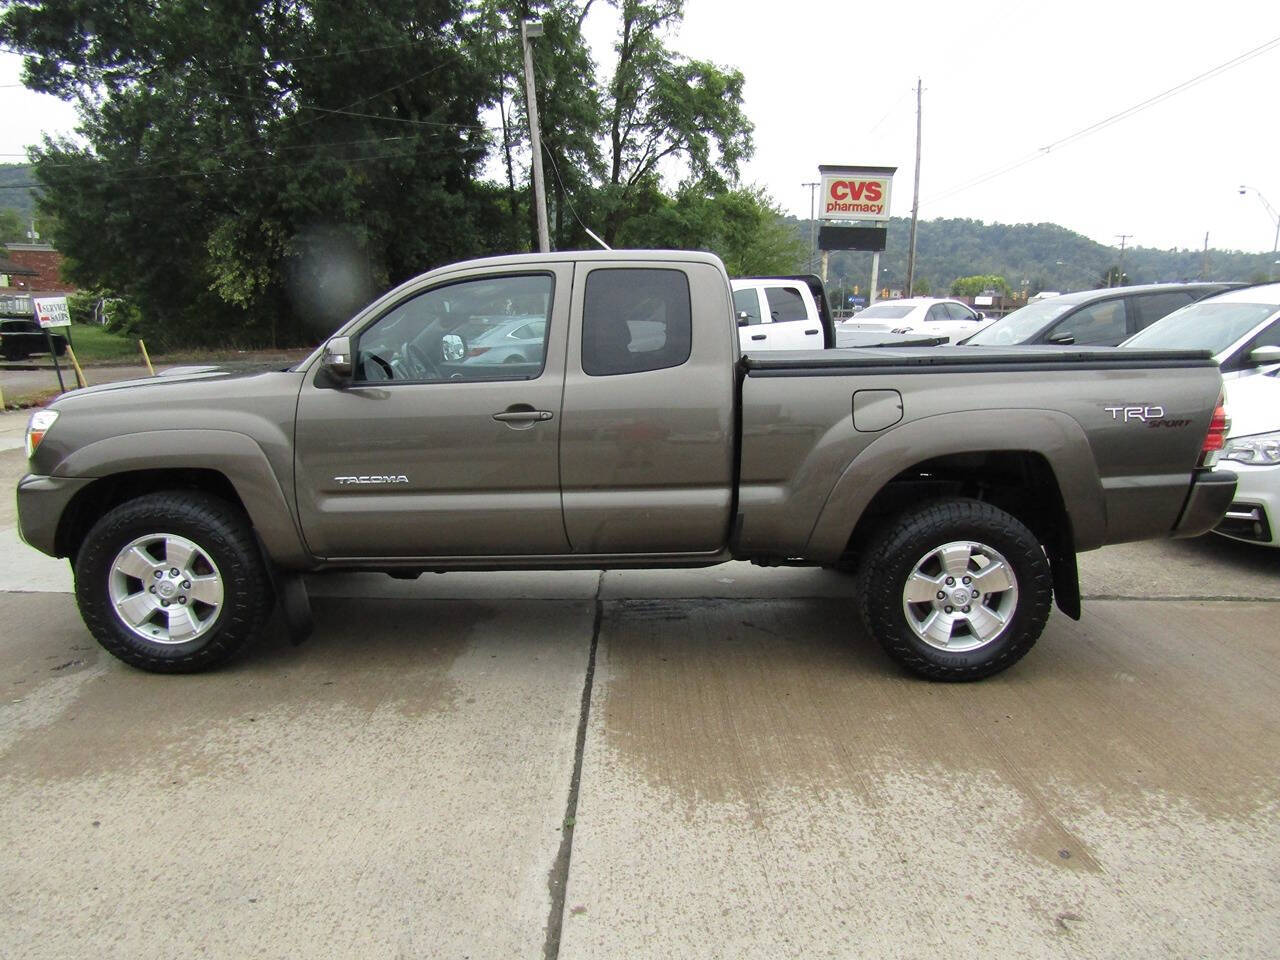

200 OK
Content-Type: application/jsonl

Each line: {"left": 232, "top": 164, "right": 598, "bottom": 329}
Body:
{"left": 24, "top": 409, "right": 58, "bottom": 459}
{"left": 1222, "top": 430, "right": 1280, "bottom": 465}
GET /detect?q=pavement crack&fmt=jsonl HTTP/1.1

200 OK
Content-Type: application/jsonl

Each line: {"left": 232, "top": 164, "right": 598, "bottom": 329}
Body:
{"left": 543, "top": 571, "right": 603, "bottom": 960}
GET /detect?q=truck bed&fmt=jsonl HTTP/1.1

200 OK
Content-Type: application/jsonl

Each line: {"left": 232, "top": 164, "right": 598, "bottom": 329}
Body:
{"left": 734, "top": 345, "right": 1224, "bottom": 562}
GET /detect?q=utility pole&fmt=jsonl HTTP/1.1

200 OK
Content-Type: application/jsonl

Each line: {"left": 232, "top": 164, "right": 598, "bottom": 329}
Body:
{"left": 520, "top": 19, "right": 550, "bottom": 254}
{"left": 905, "top": 78, "right": 922, "bottom": 297}
{"left": 1201, "top": 232, "right": 1210, "bottom": 280}
{"left": 802, "top": 181, "right": 819, "bottom": 273}
{"left": 1239, "top": 185, "right": 1280, "bottom": 255}
{"left": 1113, "top": 233, "right": 1133, "bottom": 286}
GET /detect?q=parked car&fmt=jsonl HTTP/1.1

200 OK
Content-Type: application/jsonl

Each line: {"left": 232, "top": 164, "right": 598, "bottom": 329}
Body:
{"left": 730, "top": 276, "right": 833, "bottom": 351}
{"left": 1, "top": 316, "right": 68, "bottom": 362}
{"left": 1213, "top": 368, "right": 1280, "bottom": 547}
{"left": 1119, "top": 282, "right": 1280, "bottom": 379}
{"left": 455, "top": 316, "right": 547, "bottom": 367}
{"left": 838, "top": 297, "right": 987, "bottom": 344}
{"left": 962, "top": 283, "right": 1235, "bottom": 347}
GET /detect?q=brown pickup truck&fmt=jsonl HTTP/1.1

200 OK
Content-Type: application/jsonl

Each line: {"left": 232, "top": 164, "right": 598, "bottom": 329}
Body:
{"left": 17, "top": 251, "right": 1235, "bottom": 680}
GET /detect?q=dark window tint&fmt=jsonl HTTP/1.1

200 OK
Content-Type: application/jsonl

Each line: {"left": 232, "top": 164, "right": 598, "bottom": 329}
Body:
{"left": 1131, "top": 291, "right": 1193, "bottom": 330}
{"left": 944, "top": 302, "right": 975, "bottom": 321}
{"left": 1050, "top": 299, "right": 1128, "bottom": 345}
{"left": 925, "top": 304, "right": 950, "bottom": 322}
{"left": 582, "top": 268, "right": 692, "bottom": 377}
{"left": 765, "top": 286, "right": 807, "bottom": 323}
{"left": 733, "top": 288, "right": 762, "bottom": 325}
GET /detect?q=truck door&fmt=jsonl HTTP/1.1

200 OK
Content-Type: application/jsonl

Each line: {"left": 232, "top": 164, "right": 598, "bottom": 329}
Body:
{"left": 559, "top": 261, "right": 736, "bottom": 555}
{"left": 293, "top": 265, "right": 573, "bottom": 559}
{"left": 762, "top": 283, "right": 824, "bottom": 349}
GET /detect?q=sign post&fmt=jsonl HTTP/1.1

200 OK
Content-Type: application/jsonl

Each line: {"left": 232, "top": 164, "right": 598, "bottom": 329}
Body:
{"left": 816, "top": 165, "right": 897, "bottom": 308}
{"left": 33, "top": 296, "right": 71, "bottom": 393}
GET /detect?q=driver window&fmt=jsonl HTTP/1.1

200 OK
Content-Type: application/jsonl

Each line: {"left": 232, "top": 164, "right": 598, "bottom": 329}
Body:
{"left": 355, "top": 274, "right": 553, "bottom": 383}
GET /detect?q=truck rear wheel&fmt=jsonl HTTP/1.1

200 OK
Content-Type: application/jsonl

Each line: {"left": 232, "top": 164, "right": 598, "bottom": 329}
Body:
{"left": 74, "top": 492, "right": 273, "bottom": 673}
{"left": 858, "top": 498, "right": 1052, "bottom": 681}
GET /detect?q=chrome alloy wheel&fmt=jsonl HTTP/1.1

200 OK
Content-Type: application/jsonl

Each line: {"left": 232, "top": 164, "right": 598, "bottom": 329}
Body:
{"left": 107, "top": 533, "right": 225, "bottom": 644}
{"left": 900, "top": 540, "right": 1019, "bottom": 652}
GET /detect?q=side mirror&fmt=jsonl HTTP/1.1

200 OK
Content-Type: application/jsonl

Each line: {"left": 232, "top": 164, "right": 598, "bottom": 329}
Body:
{"left": 1247, "top": 344, "right": 1280, "bottom": 365}
{"left": 973, "top": 311, "right": 986, "bottom": 321}
{"left": 442, "top": 333, "right": 465, "bottom": 362}
{"left": 321, "top": 335, "right": 353, "bottom": 381}
{"left": 736, "top": 311, "right": 751, "bottom": 327}
{"left": 1047, "top": 331, "right": 1076, "bottom": 345}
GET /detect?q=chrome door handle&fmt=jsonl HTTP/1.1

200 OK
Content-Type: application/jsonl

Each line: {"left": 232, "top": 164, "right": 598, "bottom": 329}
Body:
{"left": 492, "top": 408, "right": 553, "bottom": 423}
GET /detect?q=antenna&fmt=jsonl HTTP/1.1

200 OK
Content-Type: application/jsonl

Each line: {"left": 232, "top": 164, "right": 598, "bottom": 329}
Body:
{"left": 582, "top": 226, "right": 611, "bottom": 251}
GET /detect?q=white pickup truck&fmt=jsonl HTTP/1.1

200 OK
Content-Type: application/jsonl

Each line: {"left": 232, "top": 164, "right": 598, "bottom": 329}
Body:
{"left": 730, "top": 276, "right": 831, "bottom": 351}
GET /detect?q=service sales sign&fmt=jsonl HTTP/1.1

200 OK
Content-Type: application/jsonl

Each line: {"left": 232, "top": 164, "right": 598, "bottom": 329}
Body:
{"left": 820, "top": 171, "right": 893, "bottom": 222}
{"left": 33, "top": 296, "right": 71, "bottom": 328}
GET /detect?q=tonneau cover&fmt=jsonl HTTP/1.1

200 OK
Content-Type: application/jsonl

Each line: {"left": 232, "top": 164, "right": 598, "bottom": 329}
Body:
{"left": 742, "top": 345, "right": 1217, "bottom": 372}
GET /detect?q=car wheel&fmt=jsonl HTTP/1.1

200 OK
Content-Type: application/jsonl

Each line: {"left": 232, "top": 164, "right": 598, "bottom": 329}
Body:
{"left": 858, "top": 498, "right": 1052, "bottom": 681}
{"left": 74, "top": 491, "right": 273, "bottom": 673}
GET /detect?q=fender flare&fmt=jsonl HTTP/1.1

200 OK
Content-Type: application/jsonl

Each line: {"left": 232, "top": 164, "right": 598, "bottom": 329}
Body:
{"left": 803, "top": 409, "right": 1106, "bottom": 560}
{"left": 53, "top": 429, "right": 310, "bottom": 568}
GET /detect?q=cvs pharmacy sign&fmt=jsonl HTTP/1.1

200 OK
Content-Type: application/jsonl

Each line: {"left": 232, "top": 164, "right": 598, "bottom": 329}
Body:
{"left": 818, "top": 166, "right": 894, "bottom": 222}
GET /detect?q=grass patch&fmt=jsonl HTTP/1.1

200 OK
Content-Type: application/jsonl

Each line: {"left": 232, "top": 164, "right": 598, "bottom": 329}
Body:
{"left": 63, "top": 323, "right": 141, "bottom": 365}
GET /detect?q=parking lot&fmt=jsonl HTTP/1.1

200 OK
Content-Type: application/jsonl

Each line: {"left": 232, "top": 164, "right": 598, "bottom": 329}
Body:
{"left": 2, "top": 410, "right": 1278, "bottom": 959}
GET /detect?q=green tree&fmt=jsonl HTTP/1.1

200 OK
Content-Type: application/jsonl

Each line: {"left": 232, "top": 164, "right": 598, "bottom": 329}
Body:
{"left": 597, "top": 0, "right": 752, "bottom": 244}
{"left": 1101, "top": 266, "right": 1129, "bottom": 287}
{"left": 950, "top": 274, "right": 1011, "bottom": 297}
{"left": 2, "top": 0, "right": 502, "bottom": 347}
{"left": 616, "top": 186, "right": 804, "bottom": 275}
{"left": 0, "top": 208, "right": 24, "bottom": 243}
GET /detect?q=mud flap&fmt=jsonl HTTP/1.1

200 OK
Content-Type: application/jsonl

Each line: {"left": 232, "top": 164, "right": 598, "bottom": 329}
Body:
{"left": 1048, "top": 545, "right": 1081, "bottom": 620}
{"left": 276, "top": 573, "right": 314, "bottom": 646}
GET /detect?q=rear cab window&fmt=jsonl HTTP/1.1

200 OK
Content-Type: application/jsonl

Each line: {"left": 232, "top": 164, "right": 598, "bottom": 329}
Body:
{"left": 582, "top": 268, "right": 693, "bottom": 377}
{"left": 764, "top": 286, "right": 808, "bottom": 324}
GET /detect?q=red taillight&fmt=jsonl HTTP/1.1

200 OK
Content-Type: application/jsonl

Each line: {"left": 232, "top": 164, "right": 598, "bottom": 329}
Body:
{"left": 1200, "top": 393, "right": 1229, "bottom": 466}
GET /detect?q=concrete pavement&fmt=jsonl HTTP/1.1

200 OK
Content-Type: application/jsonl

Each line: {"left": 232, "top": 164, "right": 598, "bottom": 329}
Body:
{"left": 2, "top": 409, "right": 1278, "bottom": 958}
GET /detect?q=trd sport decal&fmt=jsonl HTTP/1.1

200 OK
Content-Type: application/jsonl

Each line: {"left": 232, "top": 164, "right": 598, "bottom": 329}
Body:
{"left": 1103, "top": 405, "right": 1190, "bottom": 428}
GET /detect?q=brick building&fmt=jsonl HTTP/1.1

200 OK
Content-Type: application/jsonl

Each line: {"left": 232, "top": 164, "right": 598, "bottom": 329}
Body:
{"left": 1, "top": 243, "right": 76, "bottom": 293}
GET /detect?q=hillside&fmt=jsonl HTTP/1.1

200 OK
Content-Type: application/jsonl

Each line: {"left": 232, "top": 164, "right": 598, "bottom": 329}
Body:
{"left": 0, "top": 163, "right": 37, "bottom": 222}
{"left": 786, "top": 216, "right": 1279, "bottom": 297}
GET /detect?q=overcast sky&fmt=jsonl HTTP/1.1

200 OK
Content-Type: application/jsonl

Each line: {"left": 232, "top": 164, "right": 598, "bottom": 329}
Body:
{"left": 3, "top": 0, "right": 1278, "bottom": 254}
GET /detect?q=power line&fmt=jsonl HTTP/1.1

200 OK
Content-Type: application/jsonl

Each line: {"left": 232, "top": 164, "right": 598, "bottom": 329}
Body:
{"left": 1, "top": 35, "right": 451, "bottom": 72}
{"left": 924, "top": 33, "right": 1280, "bottom": 207}
{"left": 0, "top": 136, "right": 464, "bottom": 190}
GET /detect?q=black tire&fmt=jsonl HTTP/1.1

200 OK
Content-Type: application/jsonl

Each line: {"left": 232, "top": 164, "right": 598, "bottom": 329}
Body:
{"left": 74, "top": 491, "right": 273, "bottom": 673}
{"left": 857, "top": 498, "right": 1053, "bottom": 681}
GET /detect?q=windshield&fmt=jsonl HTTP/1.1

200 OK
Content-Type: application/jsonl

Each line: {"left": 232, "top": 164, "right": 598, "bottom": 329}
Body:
{"left": 1121, "top": 302, "right": 1277, "bottom": 354}
{"left": 965, "top": 299, "right": 1074, "bottom": 345}
{"left": 854, "top": 304, "right": 913, "bottom": 319}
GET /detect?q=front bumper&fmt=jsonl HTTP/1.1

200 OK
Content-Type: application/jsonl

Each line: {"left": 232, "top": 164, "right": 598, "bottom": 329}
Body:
{"left": 16, "top": 473, "right": 95, "bottom": 558}
{"left": 1170, "top": 469, "right": 1237, "bottom": 539}
{"left": 1212, "top": 462, "right": 1279, "bottom": 547}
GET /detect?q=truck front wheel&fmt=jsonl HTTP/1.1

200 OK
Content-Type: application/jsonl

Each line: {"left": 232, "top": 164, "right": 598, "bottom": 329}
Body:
{"left": 858, "top": 498, "right": 1052, "bottom": 681}
{"left": 74, "top": 492, "right": 273, "bottom": 673}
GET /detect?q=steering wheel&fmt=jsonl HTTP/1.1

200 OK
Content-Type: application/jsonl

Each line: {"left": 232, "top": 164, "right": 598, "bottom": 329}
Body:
{"left": 403, "top": 341, "right": 442, "bottom": 380}
{"left": 362, "top": 353, "right": 395, "bottom": 380}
